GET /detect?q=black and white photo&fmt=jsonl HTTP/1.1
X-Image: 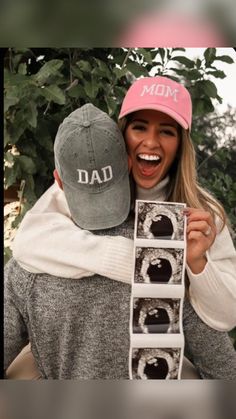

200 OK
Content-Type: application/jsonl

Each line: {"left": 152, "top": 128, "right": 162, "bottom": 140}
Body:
{"left": 134, "top": 247, "right": 184, "bottom": 284}
{"left": 132, "top": 348, "right": 181, "bottom": 379}
{"left": 133, "top": 298, "right": 181, "bottom": 334}
{"left": 136, "top": 201, "right": 186, "bottom": 241}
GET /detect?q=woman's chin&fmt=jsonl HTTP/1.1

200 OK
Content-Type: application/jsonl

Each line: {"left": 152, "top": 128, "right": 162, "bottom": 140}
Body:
{"left": 135, "top": 175, "right": 163, "bottom": 189}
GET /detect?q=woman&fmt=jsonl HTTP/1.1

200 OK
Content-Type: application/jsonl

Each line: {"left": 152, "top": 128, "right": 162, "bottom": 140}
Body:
{"left": 12, "top": 76, "right": 236, "bottom": 378}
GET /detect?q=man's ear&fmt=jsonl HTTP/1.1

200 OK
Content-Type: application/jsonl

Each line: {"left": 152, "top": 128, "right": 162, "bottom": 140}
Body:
{"left": 53, "top": 169, "right": 63, "bottom": 190}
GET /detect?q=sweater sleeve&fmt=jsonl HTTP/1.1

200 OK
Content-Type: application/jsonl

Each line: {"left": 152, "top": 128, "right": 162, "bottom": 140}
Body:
{"left": 13, "top": 211, "right": 134, "bottom": 284}
{"left": 4, "top": 259, "right": 30, "bottom": 371}
{"left": 186, "top": 223, "right": 236, "bottom": 331}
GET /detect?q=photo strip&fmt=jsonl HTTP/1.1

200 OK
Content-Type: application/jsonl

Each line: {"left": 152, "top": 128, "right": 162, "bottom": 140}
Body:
{"left": 129, "top": 200, "right": 186, "bottom": 380}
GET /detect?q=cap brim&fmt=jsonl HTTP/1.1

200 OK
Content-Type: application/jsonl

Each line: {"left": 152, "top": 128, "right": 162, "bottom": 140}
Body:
{"left": 119, "top": 104, "right": 189, "bottom": 130}
{"left": 63, "top": 171, "right": 131, "bottom": 230}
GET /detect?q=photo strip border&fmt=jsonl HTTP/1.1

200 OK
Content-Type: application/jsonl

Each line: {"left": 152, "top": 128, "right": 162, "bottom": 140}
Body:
{"left": 129, "top": 200, "right": 187, "bottom": 380}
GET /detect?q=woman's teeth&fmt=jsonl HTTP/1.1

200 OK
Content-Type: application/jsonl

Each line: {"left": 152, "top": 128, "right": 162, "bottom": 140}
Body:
{"left": 138, "top": 154, "right": 161, "bottom": 162}
{"left": 137, "top": 153, "right": 161, "bottom": 176}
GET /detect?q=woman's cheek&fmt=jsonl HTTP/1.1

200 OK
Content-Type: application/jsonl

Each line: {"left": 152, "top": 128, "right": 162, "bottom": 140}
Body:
{"left": 128, "top": 155, "right": 132, "bottom": 172}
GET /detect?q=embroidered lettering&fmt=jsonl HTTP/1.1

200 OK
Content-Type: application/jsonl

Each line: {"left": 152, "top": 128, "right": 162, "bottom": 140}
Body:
{"left": 140, "top": 84, "right": 179, "bottom": 102}
{"left": 165, "top": 86, "right": 178, "bottom": 102}
{"left": 77, "top": 169, "right": 88, "bottom": 184}
{"left": 77, "top": 166, "right": 113, "bottom": 184}
{"left": 155, "top": 84, "right": 165, "bottom": 96}
{"left": 90, "top": 170, "right": 102, "bottom": 185}
{"left": 141, "top": 84, "right": 156, "bottom": 96}
{"left": 102, "top": 166, "right": 113, "bottom": 182}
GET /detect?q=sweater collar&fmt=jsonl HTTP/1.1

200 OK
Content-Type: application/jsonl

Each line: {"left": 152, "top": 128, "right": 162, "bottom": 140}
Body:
{"left": 136, "top": 176, "right": 170, "bottom": 202}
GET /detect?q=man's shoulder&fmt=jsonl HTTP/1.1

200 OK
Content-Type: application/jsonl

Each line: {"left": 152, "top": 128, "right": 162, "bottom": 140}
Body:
{"left": 4, "top": 257, "right": 36, "bottom": 296}
{"left": 5, "top": 257, "right": 33, "bottom": 276}
{"left": 4, "top": 258, "right": 61, "bottom": 284}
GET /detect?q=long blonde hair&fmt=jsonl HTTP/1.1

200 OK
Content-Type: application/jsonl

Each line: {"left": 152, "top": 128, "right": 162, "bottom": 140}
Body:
{"left": 118, "top": 117, "right": 226, "bottom": 230}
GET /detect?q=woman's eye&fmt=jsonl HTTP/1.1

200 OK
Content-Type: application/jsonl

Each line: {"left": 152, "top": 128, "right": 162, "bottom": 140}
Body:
{"left": 161, "top": 129, "right": 176, "bottom": 136}
{"left": 132, "top": 125, "right": 146, "bottom": 131}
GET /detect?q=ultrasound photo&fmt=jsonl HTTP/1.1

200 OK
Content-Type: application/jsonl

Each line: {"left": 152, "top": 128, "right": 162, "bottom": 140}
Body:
{"left": 136, "top": 202, "right": 185, "bottom": 241}
{"left": 133, "top": 298, "right": 181, "bottom": 334}
{"left": 132, "top": 348, "right": 181, "bottom": 379}
{"left": 134, "top": 247, "right": 184, "bottom": 284}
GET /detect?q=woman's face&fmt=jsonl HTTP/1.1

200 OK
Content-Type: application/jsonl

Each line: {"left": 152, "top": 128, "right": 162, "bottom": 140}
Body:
{"left": 125, "top": 109, "right": 180, "bottom": 189}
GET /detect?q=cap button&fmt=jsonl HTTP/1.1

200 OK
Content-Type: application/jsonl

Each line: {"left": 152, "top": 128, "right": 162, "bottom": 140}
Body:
{"left": 82, "top": 121, "right": 91, "bottom": 127}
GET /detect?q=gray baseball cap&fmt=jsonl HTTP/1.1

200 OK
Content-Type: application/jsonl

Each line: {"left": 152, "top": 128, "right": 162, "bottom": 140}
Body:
{"left": 54, "top": 103, "right": 130, "bottom": 230}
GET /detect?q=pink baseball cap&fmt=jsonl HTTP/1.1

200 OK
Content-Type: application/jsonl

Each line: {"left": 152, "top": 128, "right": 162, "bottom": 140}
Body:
{"left": 119, "top": 76, "right": 192, "bottom": 130}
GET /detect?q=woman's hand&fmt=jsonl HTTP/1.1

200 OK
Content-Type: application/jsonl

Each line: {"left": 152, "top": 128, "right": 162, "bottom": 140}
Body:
{"left": 184, "top": 207, "right": 217, "bottom": 274}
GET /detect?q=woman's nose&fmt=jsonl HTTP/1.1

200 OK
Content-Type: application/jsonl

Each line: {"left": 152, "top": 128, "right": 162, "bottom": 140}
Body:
{"left": 143, "top": 129, "right": 160, "bottom": 148}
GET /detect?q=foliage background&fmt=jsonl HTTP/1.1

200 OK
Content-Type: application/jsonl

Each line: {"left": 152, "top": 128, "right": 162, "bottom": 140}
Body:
{"left": 4, "top": 48, "right": 236, "bottom": 346}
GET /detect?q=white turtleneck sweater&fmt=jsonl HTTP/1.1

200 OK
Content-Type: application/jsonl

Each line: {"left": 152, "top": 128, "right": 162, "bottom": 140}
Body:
{"left": 12, "top": 178, "right": 236, "bottom": 331}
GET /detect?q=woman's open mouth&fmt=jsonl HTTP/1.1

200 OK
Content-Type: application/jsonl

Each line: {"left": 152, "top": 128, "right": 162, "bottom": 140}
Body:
{"left": 137, "top": 153, "right": 162, "bottom": 176}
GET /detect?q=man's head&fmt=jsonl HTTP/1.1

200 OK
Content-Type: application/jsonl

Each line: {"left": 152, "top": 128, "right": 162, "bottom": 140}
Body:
{"left": 54, "top": 104, "right": 130, "bottom": 230}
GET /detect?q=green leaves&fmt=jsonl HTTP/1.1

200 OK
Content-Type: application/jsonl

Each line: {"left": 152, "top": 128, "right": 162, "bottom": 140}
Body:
{"left": 77, "top": 60, "right": 92, "bottom": 73}
{"left": 105, "top": 96, "right": 117, "bottom": 116}
{"left": 158, "top": 48, "right": 166, "bottom": 63}
{"left": 34, "top": 59, "right": 64, "bottom": 85}
{"left": 84, "top": 79, "right": 100, "bottom": 99}
{"left": 67, "top": 84, "right": 85, "bottom": 99}
{"left": 93, "top": 58, "right": 111, "bottom": 79}
{"left": 17, "top": 155, "right": 37, "bottom": 174}
{"left": 204, "top": 48, "right": 216, "bottom": 66}
{"left": 215, "top": 55, "right": 234, "bottom": 64}
{"left": 203, "top": 48, "right": 234, "bottom": 66}
{"left": 172, "top": 56, "right": 195, "bottom": 68}
{"left": 28, "top": 102, "right": 38, "bottom": 128}
{"left": 199, "top": 80, "right": 218, "bottom": 98}
{"left": 206, "top": 70, "right": 226, "bottom": 79}
{"left": 191, "top": 80, "right": 217, "bottom": 116}
{"left": 71, "top": 65, "right": 83, "bottom": 79}
{"left": 113, "top": 67, "right": 127, "bottom": 79}
{"left": 137, "top": 49, "right": 153, "bottom": 64}
{"left": 4, "top": 94, "right": 19, "bottom": 113}
{"left": 41, "top": 85, "right": 66, "bottom": 104}
{"left": 4, "top": 165, "right": 20, "bottom": 189}
{"left": 126, "top": 61, "right": 149, "bottom": 77}
{"left": 186, "top": 69, "right": 202, "bottom": 80}
{"left": 18, "top": 63, "right": 27, "bottom": 75}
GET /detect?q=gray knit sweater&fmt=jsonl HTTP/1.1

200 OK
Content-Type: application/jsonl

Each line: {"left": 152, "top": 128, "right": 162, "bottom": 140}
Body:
{"left": 4, "top": 218, "right": 134, "bottom": 379}
{"left": 6, "top": 203, "right": 236, "bottom": 380}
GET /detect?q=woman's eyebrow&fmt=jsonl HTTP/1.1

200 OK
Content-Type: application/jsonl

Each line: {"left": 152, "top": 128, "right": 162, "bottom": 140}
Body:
{"left": 159, "top": 123, "right": 177, "bottom": 128}
{"left": 130, "top": 118, "right": 148, "bottom": 124}
{"left": 130, "top": 119, "right": 177, "bottom": 128}
{"left": 130, "top": 119, "right": 178, "bottom": 130}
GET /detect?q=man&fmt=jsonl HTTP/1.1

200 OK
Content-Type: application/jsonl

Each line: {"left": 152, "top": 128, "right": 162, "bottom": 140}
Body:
{"left": 4, "top": 104, "right": 132, "bottom": 379}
